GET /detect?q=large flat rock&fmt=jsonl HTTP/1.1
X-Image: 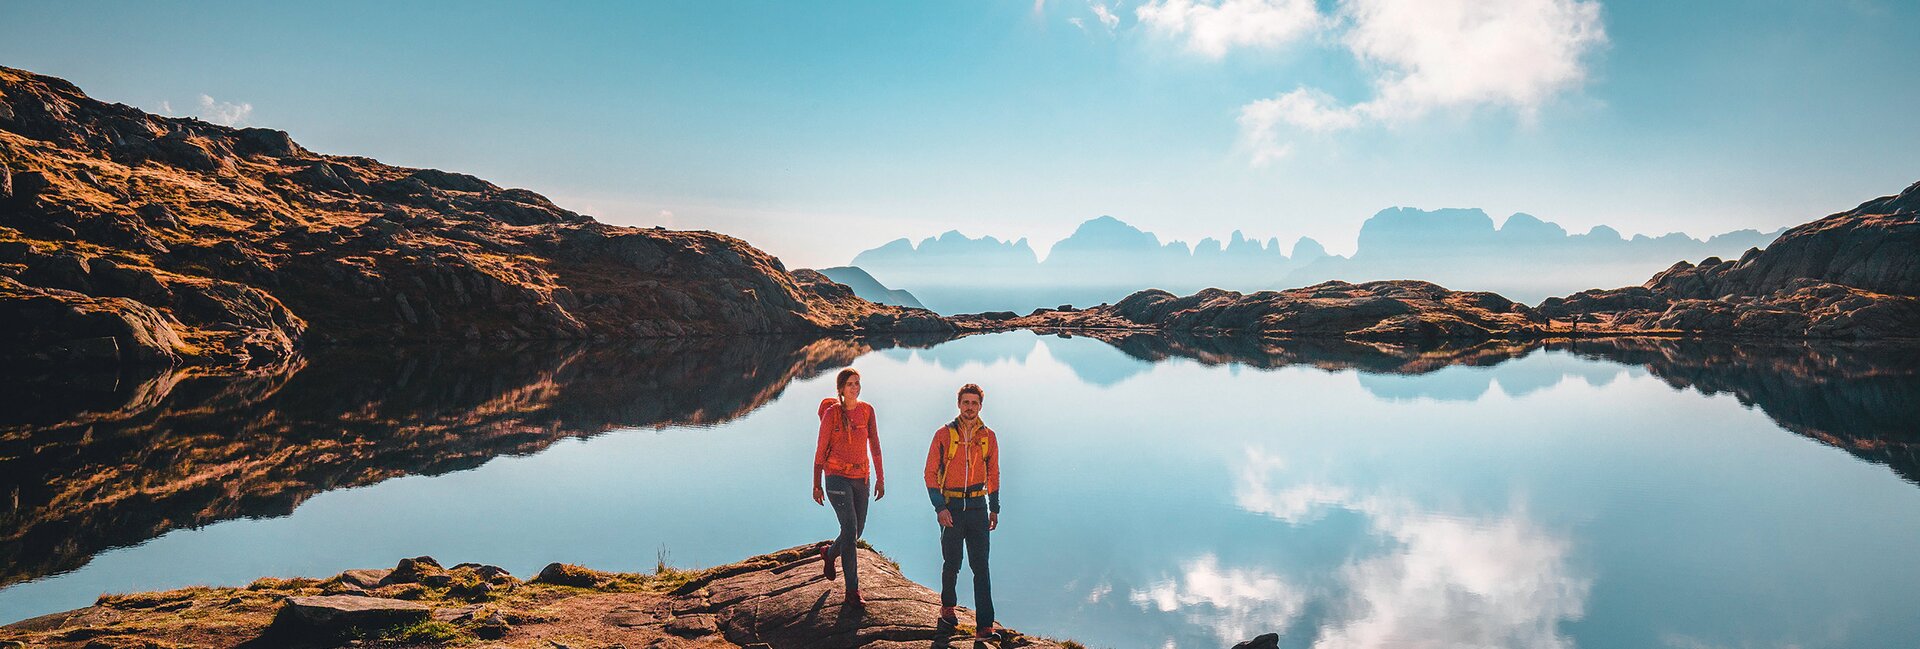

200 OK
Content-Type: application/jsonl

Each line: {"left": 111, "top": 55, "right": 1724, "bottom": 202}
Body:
{"left": 272, "top": 595, "right": 429, "bottom": 631}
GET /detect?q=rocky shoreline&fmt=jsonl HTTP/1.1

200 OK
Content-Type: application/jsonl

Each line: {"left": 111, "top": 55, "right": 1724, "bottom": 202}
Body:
{"left": 0, "top": 544, "right": 1072, "bottom": 649}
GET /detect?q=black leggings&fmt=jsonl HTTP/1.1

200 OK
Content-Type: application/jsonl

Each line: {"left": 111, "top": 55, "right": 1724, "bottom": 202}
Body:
{"left": 824, "top": 475, "right": 870, "bottom": 591}
{"left": 941, "top": 508, "right": 993, "bottom": 628}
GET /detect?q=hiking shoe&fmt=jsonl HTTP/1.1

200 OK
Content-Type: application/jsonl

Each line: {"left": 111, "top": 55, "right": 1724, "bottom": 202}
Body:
{"left": 845, "top": 588, "right": 866, "bottom": 607}
{"left": 938, "top": 605, "right": 958, "bottom": 624}
{"left": 974, "top": 625, "right": 997, "bottom": 640}
{"left": 818, "top": 542, "right": 836, "bottom": 581}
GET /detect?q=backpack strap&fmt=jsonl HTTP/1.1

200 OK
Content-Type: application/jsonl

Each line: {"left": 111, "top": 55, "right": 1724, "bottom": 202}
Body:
{"left": 936, "top": 419, "right": 991, "bottom": 500}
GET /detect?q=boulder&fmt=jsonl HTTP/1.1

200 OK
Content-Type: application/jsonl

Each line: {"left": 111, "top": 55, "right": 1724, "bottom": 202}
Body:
{"left": 381, "top": 556, "right": 442, "bottom": 585}
{"left": 335, "top": 569, "right": 388, "bottom": 590}
{"left": 270, "top": 595, "right": 428, "bottom": 632}
{"left": 533, "top": 562, "right": 603, "bottom": 588}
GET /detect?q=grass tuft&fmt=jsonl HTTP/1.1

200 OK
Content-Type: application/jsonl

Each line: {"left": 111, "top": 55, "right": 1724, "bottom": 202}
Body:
{"left": 383, "top": 619, "right": 467, "bottom": 645}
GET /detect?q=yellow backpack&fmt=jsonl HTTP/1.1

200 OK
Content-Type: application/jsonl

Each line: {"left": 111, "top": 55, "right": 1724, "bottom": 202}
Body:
{"left": 936, "top": 419, "right": 992, "bottom": 499}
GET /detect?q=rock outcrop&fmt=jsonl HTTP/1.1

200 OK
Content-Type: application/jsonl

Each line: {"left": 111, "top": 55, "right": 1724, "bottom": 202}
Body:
{"left": 1538, "top": 181, "right": 1920, "bottom": 338}
{"left": 957, "top": 280, "right": 1552, "bottom": 340}
{"left": 0, "top": 65, "right": 949, "bottom": 370}
{"left": 1, "top": 545, "right": 1070, "bottom": 648}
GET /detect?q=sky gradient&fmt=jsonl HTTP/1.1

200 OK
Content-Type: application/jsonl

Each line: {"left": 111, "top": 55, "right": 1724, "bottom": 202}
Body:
{"left": 2, "top": 0, "right": 1915, "bottom": 269}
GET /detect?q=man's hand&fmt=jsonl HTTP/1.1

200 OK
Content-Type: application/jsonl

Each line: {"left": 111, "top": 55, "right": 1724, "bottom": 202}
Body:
{"left": 989, "top": 512, "right": 998, "bottom": 531}
{"left": 875, "top": 479, "right": 886, "bottom": 500}
{"left": 937, "top": 509, "right": 953, "bottom": 528}
{"left": 813, "top": 484, "right": 825, "bottom": 505}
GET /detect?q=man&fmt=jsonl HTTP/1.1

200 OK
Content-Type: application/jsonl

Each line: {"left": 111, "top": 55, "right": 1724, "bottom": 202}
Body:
{"left": 923, "top": 383, "right": 1000, "bottom": 639}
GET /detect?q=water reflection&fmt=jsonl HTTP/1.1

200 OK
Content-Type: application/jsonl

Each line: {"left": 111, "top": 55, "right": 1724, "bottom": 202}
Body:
{"left": 0, "top": 335, "right": 944, "bottom": 586}
{"left": 1053, "top": 332, "right": 1920, "bottom": 486}
{"left": 1555, "top": 338, "right": 1920, "bottom": 485}
{"left": 4, "top": 331, "right": 1918, "bottom": 644}
{"left": 1232, "top": 450, "right": 1588, "bottom": 649}
{"left": 1129, "top": 554, "right": 1307, "bottom": 646}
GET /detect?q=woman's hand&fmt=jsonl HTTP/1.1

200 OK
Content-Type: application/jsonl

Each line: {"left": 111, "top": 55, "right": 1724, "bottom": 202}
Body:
{"left": 813, "top": 483, "right": 825, "bottom": 505}
{"left": 874, "top": 479, "right": 886, "bottom": 500}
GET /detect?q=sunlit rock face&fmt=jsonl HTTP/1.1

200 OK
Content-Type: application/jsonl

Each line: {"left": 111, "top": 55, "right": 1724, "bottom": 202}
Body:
{"left": 1538, "top": 181, "right": 1920, "bottom": 339}
{"left": 0, "top": 65, "right": 947, "bottom": 370}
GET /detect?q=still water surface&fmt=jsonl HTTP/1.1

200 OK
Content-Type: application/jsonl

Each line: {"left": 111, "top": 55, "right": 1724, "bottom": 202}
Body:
{"left": 3, "top": 333, "right": 1918, "bottom": 648}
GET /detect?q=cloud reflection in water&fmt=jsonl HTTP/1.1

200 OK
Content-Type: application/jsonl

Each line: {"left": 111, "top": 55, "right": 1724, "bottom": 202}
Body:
{"left": 1129, "top": 554, "right": 1308, "bottom": 646}
{"left": 1135, "top": 450, "right": 1592, "bottom": 648}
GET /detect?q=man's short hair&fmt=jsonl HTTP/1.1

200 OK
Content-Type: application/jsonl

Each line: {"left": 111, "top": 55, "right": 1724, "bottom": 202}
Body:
{"left": 958, "top": 383, "right": 984, "bottom": 402}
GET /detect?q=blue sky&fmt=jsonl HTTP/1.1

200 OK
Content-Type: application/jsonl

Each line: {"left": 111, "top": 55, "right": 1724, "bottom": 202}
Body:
{"left": 2, "top": 0, "right": 1915, "bottom": 268}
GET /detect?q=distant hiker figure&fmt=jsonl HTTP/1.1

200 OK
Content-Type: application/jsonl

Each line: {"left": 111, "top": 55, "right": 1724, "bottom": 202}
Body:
{"left": 924, "top": 383, "right": 1000, "bottom": 639}
{"left": 813, "top": 368, "right": 885, "bottom": 607}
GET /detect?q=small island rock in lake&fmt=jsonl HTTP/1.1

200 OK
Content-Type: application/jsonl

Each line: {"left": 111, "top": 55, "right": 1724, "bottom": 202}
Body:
{"left": 0, "top": 66, "right": 948, "bottom": 371}
{"left": 0, "top": 544, "right": 1070, "bottom": 648}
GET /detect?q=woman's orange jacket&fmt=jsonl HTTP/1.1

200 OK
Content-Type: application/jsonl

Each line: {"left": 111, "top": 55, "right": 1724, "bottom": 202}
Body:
{"left": 814, "top": 398, "right": 882, "bottom": 481}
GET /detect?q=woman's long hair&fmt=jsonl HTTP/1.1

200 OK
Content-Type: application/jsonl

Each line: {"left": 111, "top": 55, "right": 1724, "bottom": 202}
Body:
{"left": 835, "top": 368, "right": 860, "bottom": 400}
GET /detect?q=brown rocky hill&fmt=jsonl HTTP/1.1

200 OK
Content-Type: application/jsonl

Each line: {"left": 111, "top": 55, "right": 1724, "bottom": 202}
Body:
{"left": 0, "top": 66, "right": 948, "bottom": 370}
{"left": 1538, "top": 181, "right": 1920, "bottom": 338}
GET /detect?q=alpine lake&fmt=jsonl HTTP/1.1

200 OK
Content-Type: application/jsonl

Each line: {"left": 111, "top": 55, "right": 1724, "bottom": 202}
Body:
{"left": 3, "top": 331, "right": 1917, "bottom": 648}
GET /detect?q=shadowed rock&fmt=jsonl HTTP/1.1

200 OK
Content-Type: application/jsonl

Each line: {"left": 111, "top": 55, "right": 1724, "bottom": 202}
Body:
{"left": 270, "top": 596, "right": 428, "bottom": 633}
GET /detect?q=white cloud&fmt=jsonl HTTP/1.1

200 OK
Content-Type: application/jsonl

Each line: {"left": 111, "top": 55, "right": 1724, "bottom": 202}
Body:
{"left": 1232, "top": 0, "right": 1607, "bottom": 163}
{"left": 1129, "top": 554, "right": 1308, "bottom": 644}
{"left": 1340, "top": 0, "right": 1607, "bottom": 122}
{"left": 1087, "top": 580, "right": 1113, "bottom": 603}
{"left": 1136, "top": 0, "right": 1324, "bottom": 58}
{"left": 194, "top": 94, "right": 254, "bottom": 126}
{"left": 1091, "top": 2, "right": 1121, "bottom": 30}
{"left": 1069, "top": 16, "right": 1089, "bottom": 31}
{"left": 1238, "top": 88, "right": 1364, "bottom": 165}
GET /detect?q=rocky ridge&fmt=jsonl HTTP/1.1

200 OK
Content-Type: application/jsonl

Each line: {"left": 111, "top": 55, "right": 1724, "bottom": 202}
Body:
{"left": 1538, "top": 181, "right": 1920, "bottom": 338}
{"left": 0, "top": 545, "right": 1068, "bottom": 648}
{"left": 0, "top": 66, "right": 948, "bottom": 370}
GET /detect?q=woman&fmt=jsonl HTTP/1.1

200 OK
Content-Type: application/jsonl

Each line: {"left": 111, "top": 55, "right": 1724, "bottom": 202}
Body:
{"left": 813, "top": 367, "right": 885, "bottom": 606}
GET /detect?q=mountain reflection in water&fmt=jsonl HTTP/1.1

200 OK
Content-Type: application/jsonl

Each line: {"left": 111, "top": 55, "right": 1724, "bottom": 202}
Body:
{"left": 1058, "top": 331, "right": 1920, "bottom": 486}
{"left": 0, "top": 335, "right": 945, "bottom": 587}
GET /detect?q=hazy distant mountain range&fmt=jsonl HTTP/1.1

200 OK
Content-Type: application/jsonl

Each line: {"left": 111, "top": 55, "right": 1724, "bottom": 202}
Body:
{"left": 815, "top": 266, "right": 925, "bottom": 309}
{"left": 851, "top": 211, "right": 1784, "bottom": 313}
